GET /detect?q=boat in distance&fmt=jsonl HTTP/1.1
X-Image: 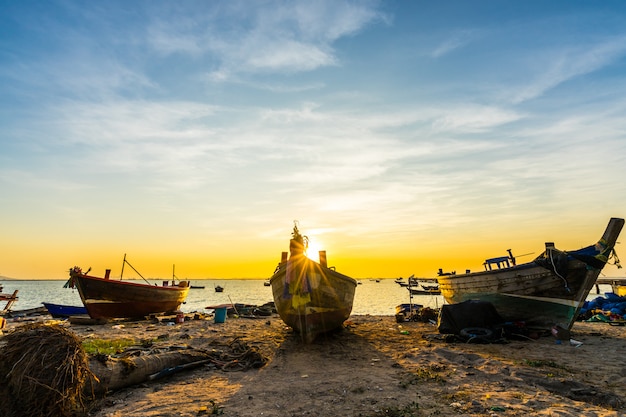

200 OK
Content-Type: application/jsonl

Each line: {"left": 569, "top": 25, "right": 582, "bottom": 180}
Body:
{"left": 437, "top": 217, "right": 624, "bottom": 330}
{"left": 68, "top": 259, "right": 190, "bottom": 319}
{"left": 269, "top": 224, "right": 357, "bottom": 343}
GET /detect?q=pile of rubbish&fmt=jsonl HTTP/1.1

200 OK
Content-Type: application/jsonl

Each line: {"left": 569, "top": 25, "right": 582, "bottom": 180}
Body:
{"left": 579, "top": 293, "right": 626, "bottom": 324}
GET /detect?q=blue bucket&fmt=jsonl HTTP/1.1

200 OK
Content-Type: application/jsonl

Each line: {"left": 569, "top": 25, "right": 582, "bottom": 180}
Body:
{"left": 214, "top": 307, "right": 227, "bottom": 323}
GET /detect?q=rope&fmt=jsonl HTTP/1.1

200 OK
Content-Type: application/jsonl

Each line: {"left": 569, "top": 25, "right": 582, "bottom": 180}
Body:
{"left": 549, "top": 249, "right": 571, "bottom": 293}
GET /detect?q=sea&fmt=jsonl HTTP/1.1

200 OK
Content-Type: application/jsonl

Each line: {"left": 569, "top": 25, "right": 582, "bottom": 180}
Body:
{"left": 0, "top": 278, "right": 451, "bottom": 316}
{"left": 1, "top": 278, "right": 614, "bottom": 316}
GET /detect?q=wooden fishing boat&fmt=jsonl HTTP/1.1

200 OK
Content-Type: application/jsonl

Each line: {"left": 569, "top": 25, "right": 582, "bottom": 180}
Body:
{"left": 42, "top": 302, "right": 88, "bottom": 318}
{"left": 437, "top": 217, "right": 624, "bottom": 330}
{"left": 408, "top": 283, "right": 441, "bottom": 295}
{"left": 67, "top": 256, "right": 189, "bottom": 319}
{"left": 0, "top": 289, "right": 19, "bottom": 314}
{"left": 269, "top": 224, "right": 357, "bottom": 343}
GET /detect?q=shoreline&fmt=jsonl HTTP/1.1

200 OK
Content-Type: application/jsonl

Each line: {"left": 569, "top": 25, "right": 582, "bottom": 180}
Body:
{"left": 2, "top": 314, "right": 625, "bottom": 416}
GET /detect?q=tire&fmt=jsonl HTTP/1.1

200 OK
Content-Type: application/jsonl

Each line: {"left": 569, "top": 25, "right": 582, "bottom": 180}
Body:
{"left": 460, "top": 327, "right": 493, "bottom": 340}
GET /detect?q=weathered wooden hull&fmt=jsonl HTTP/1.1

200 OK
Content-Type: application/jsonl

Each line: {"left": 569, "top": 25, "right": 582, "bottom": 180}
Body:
{"left": 70, "top": 271, "right": 190, "bottom": 319}
{"left": 270, "top": 255, "right": 357, "bottom": 343}
{"left": 437, "top": 217, "right": 624, "bottom": 330}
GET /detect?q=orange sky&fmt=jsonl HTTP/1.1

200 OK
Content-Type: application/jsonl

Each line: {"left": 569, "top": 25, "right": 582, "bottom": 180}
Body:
{"left": 2, "top": 215, "right": 624, "bottom": 280}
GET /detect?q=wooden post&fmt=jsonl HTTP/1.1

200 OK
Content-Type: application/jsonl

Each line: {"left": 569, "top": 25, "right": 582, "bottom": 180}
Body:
{"left": 319, "top": 251, "right": 327, "bottom": 267}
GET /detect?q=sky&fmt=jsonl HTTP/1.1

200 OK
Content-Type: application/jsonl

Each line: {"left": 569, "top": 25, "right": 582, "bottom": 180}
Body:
{"left": 1, "top": 1, "right": 626, "bottom": 280}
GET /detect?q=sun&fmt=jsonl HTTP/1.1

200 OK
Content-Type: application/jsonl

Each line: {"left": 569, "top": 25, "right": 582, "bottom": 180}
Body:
{"left": 305, "top": 239, "right": 323, "bottom": 263}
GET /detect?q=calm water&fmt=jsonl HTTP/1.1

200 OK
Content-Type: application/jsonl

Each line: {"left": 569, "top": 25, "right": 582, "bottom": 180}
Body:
{"left": 2, "top": 279, "right": 613, "bottom": 317}
{"left": 0, "top": 278, "right": 447, "bottom": 316}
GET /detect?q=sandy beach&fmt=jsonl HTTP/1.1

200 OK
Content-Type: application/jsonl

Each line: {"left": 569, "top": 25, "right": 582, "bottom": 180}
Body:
{"left": 3, "top": 312, "right": 624, "bottom": 417}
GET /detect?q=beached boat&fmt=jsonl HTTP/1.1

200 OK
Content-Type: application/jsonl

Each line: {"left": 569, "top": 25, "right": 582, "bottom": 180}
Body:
{"left": 67, "top": 257, "right": 190, "bottom": 319}
{"left": 42, "top": 302, "right": 88, "bottom": 318}
{"left": 269, "top": 224, "right": 357, "bottom": 343}
{"left": 0, "top": 288, "right": 19, "bottom": 314}
{"left": 612, "top": 283, "right": 626, "bottom": 297}
{"left": 437, "top": 217, "right": 624, "bottom": 330}
{"left": 597, "top": 278, "right": 626, "bottom": 297}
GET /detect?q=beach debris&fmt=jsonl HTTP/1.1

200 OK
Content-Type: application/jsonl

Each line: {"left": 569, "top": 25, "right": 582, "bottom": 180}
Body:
{"left": 579, "top": 292, "right": 626, "bottom": 325}
{"left": 0, "top": 323, "right": 268, "bottom": 416}
{"left": 0, "top": 323, "right": 91, "bottom": 417}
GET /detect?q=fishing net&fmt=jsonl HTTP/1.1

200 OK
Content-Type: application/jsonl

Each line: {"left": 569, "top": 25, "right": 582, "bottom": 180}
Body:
{"left": 0, "top": 322, "right": 91, "bottom": 417}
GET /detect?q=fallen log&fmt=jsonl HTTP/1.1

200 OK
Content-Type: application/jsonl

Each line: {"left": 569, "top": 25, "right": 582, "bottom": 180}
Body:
{"left": 87, "top": 349, "right": 214, "bottom": 395}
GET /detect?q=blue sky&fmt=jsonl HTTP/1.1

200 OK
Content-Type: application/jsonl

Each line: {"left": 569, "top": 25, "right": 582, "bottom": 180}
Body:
{"left": 2, "top": 1, "right": 626, "bottom": 279}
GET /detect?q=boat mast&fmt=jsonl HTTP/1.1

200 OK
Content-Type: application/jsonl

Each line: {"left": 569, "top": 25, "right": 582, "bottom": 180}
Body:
{"left": 120, "top": 253, "right": 127, "bottom": 279}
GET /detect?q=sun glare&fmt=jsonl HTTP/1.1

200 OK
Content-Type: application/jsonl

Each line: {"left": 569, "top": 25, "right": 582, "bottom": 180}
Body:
{"left": 305, "top": 239, "right": 323, "bottom": 263}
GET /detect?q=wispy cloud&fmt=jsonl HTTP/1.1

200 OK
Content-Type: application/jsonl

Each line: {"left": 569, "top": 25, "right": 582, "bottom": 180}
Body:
{"left": 511, "top": 35, "right": 626, "bottom": 104}
{"left": 144, "top": 0, "right": 387, "bottom": 80}
{"left": 431, "top": 30, "right": 479, "bottom": 58}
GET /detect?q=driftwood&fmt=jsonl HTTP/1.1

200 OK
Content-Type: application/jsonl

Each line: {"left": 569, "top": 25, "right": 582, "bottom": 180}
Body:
{"left": 0, "top": 323, "right": 267, "bottom": 417}
{"left": 87, "top": 349, "right": 213, "bottom": 395}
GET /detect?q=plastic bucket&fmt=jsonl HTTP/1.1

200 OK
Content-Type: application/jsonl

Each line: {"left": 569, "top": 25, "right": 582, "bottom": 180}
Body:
{"left": 176, "top": 311, "right": 185, "bottom": 324}
{"left": 214, "top": 307, "right": 227, "bottom": 324}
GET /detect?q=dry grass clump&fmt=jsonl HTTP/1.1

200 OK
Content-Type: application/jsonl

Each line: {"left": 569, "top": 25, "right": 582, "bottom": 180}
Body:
{"left": 0, "top": 322, "right": 91, "bottom": 417}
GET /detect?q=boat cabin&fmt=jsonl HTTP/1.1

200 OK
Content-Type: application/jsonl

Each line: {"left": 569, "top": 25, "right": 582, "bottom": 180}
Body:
{"left": 483, "top": 249, "right": 516, "bottom": 271}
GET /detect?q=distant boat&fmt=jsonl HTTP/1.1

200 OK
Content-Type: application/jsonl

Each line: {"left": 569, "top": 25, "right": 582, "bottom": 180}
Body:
{"left": 190, "top": 285, "right": 205, "bottom": 289}
{"left": 408, "top": 283, "right": 441, "bottom": 295}
{"left": 214, "top": 285, "right": 224, "bottom": 292}
{"left": 269, "top": 223, "right": 357, "bottom": 343}
{"left": 42, "top": 302, "right": 87, "bottom": 318}
{"left": 67, "top": 255, "right": 190, "bottom": 319}
{"left": 437, "top": 217, "right": 624, "bottom": 330}
{"left": 263, "top": 280, "right": 271, "bottom": 287}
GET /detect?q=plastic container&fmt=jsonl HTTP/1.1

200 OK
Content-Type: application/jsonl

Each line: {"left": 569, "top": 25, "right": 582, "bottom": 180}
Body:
{"left": 214, "top": 307, "right": 227, "bottom": 324}
{"left": 176, "top": 311, "right": 185, "bottom": 324}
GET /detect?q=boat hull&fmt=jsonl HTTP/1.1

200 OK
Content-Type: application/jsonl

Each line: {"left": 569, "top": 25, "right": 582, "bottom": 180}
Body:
{"left": 437, "top": 218, "right": 624, "bottom": 330}
{"left": 270, "top": 255, "right": 357, "bottom": 343}
{"left": 70, "top": 270, "right": 190, "bottom": 319}
{"left": 43, "top": 302, "right": 88, "bottom": 318}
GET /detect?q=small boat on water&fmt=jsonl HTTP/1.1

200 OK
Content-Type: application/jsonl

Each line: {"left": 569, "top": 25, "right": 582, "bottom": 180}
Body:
{"left": 190, "top": 285, "right": 206, "bottom": 289}
{"left": 269, "top": 223, "right": 357, "bottom": 343}
{"left": 408, "top": 283, "right": 441, "bottom": 295}
{"left": 437, "top": 217, "right": 624, "bottom": 330}
{"left": 42, "top": 302, "right": 88, "bottom": 318}
{"left": 214, "top": 285, "right": 224, "bottom": 292}
{"left": 67, "top": 255, "right": 190, "bottom": 319}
